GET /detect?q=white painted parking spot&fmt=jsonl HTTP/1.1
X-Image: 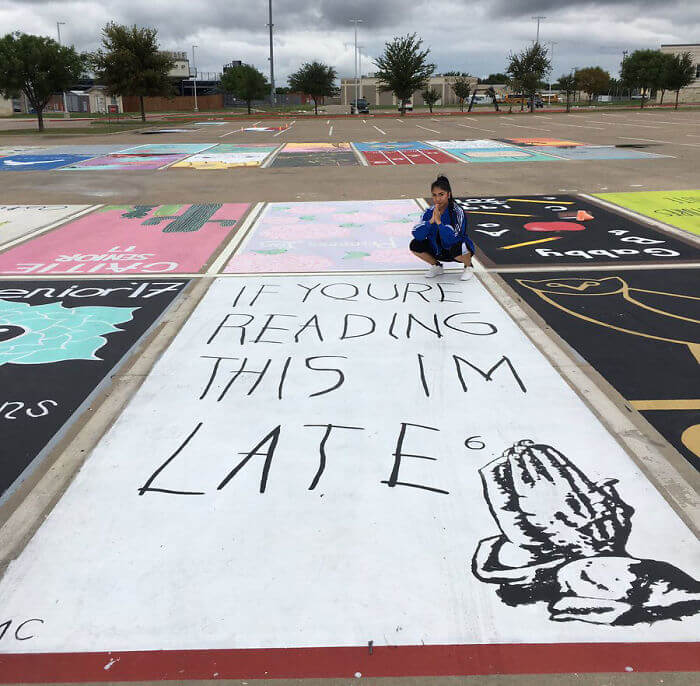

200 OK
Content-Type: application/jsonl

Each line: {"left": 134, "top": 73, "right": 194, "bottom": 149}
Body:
{"left": 373, "top": 125, "right": 386, "bottom": 135}
{"left": 416, "top": 124, "right": 440, "bottom": 133}
{"left": 455, "top": 123, "right": 497, "bottom": 133}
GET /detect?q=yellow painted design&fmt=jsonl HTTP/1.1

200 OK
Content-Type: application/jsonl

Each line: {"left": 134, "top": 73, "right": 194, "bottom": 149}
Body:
{"left": 681, "top": 424, "right": 700, "bottom": 458}
{"left": 515, "top": 276, "right": 700, "bottom": 362}
{"left": 630, "top": 399, "right": 700, "bottom": 410}
{"left": 500, "top": 236, "right": 562, "bottom": 250}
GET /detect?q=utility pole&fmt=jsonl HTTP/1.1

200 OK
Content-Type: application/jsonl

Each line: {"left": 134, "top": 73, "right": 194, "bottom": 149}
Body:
{"left": 56, "top": 22, "right": 70, "bottom": 119}
{"left": 350, "top": 19, "right": 363, "bottom": 112}
{"left": 192, "top": 45, "right": 199, "bottom": 112}
{"left": 268, "top": 0, "right": 275, "bottom": 105}
{"left": 358, "top": 45, "right": 365, "bottom": 100}
{"left": 547, "top": 41, "right": 558, "bottom": 104}
{"left": 532, "top": 16, "right": 546, "bottom": 43}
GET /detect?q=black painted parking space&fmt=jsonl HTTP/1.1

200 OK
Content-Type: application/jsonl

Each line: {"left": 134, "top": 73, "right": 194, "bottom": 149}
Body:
{"left": 0, "top": 279, "right": 188, "bottom": 499}
{"left": 272, "top": 151, "right": 358, "bottom": 167}
{"left": 452, "top": 195, "right": 699, "bottom": 268}
{"left": 502, "top": 269, "right": 700, "bottom": 469}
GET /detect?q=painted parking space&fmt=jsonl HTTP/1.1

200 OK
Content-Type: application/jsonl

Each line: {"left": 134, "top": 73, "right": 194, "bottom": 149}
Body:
{"left": 500, "top": 137, "right": 585, "bottom": 147}
{"left": 502, "top": 269, "right": 700, "bottom": 469}
{"left": 455, "top": 195, "right": 699, "bottom": 267}
{"left": 225, "top": 199, "right": 421, "bottom": 272}
{"left": 362, "top": 148, "right": 457, "bottom": 165}
{"left": 425, "top": 139, "right": 558, "bottom": 163}
{"left": 0, "top": 204, "right": 249, "bottom": 275}
{"left": 0, "top": 154, "right": 95, "bottom": 171}
{"left": 272, "top": 142, "right": 358, "bottom": 167}
{"left": 0, "top": 274, "right": 698, "bottom": 681}
{"left": 354, "top": 141, "right": 436, "bottom": 151}
{"left": 0, "top": 205, "right": 92, "bottom": 246}
{"left": 528, "top": 145, "right": 669, "bottom": 160}
{"left": 0, "top": 279, "right": 188, "bottom": 501}
{"left": 118, "top": 143, "right": 216, "bottom": 155}
{"left": 61, "top": 153, "right": 189, "bottom": 171}
{"left": 595, "top": 190, "right": 700, "bottom": 236}
{"left": 171, "top": 144, "right": 278, "bottom": 169}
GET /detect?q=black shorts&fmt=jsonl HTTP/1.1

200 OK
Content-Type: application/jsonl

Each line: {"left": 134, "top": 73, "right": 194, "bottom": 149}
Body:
{"left": 410, "top": 238, "right": 467, "bottom": 262}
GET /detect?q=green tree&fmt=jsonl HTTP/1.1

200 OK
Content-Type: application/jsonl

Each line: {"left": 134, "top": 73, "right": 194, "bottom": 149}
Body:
{"left": 421, "top": 87, "right": 440, "bottom": 113}
{"left": 374, "top": 33, "right": 435, "bottom": 115}
{"left": 0, "top": 32, "right": 85, "bottom": 131}
{"left": 558, "top": 73, "right": 577, "bottom": 113}
{"left": 481, "top": 72, "right": 508, "bottom": 84}
{"left": 288, "top": 61, "right": 338, "bottom": 115}
{"left": 660, "top": 52, "right": 695, "bottom": 109}
{"left": 221, "top": 63, "right": 269, "bottom": 114}
{"left": 450, "top": 76, "right": 472, "bottom": 112}
{"left": 620, "top": 49, "right": 665, "bottom": 108}
{"left": 574, "top": 66, "right": 610, "bottom": 103}
{"left": 506, "top": 42, "right": 551, "bottom": 112}
{"left": 91, "top": 23, "right": 174, "bottom": 122}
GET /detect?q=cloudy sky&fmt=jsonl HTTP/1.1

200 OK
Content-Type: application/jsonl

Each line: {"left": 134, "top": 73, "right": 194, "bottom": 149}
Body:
{"left": 2, "top": 1, "right": 698, "bottom": 83}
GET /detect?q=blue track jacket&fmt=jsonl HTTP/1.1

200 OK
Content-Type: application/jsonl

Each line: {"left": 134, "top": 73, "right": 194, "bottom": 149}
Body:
{"left": 412, "top": 204, "right": 476, "bottom": 256}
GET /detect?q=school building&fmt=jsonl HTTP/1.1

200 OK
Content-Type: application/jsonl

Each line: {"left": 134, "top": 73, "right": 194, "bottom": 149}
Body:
{"left": 340, "top": 74, "right": 478, "bottom": 107}
{"left": 660, "top": 44, "right": 700, "bottom": 103}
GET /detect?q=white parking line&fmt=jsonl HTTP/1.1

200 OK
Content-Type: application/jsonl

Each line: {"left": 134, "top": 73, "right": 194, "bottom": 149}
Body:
{"left": 504, "top": 123, "right": 551, "bottom": 131}
{"left": 550, "top": 122, "right": 605, "bottom": 130}
{"left": 416, "top": 124, "right": 440, "bottom": 133}
{"left": 273, "top": 120, "right": 296, "bottom": 136}
{"left": 618, "top": 136, "right": 700, "bottom": 147}
{"left": 373, "top": 125, "right": 386, "bottom": 135}
{"left": 642, "top": 119, "right": 700, "bottom": 126}
{"left": 328, "top": 126, "right": 333, "bottom": 136}
{"left": 456, "top": 123, "right": 496, "bottom": 133}
{"left": 326, "top": 120, "right": 330, "bottom": 124}
{"left": 534, "top": 115, "right": 552, "bottom": 119}
{"left": 395, "top": 118, "right": 404, "bottom": 123}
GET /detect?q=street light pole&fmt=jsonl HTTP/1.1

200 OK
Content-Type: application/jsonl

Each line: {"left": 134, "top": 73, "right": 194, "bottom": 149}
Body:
{"left": 350, "top": 19, "right": 362, "bottom": 112}
{"left": 268, "top": 0, "right": 275, "bottom": 106}
{"left": 192, "top": 45, "right": 199, "bottom": 112}
{"left": 547, "top": 41, "right": 558, "bottom": 104}
{"left": 358, "top": 45, "right": 365, "bottom": 100}
{"left": 56, "top": 22, "right": 70, "bottom": 119}
{"left": 532, "top": 15, "right": 546, "bottom": 43}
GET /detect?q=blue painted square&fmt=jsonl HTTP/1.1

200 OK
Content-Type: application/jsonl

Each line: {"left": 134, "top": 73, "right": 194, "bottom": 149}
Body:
{"left": 526, "top": 145, "right": 668, "bottom": 160}
{"left": 0, "top": 154, "right": 94, "bottom": 171}
{"left": 354, "top": 141, "right": 435, "bottom": 152}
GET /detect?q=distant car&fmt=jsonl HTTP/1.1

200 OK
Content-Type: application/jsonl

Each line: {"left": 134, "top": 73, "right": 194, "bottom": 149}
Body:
{"left": 350, "top": 98, "right": 370, "bottom": 114}
{"left": 398, "top": 101, "right": 413, "bottom": 112}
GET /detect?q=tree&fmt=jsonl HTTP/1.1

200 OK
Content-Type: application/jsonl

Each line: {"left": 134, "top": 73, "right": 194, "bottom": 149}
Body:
{"left": 0, "top": 32, "right": 85, "bottom": 131}
{"left": 91, "top": 23, "right": 174, "bottom": 122}
{"left": 481, "top": 72, "right": 508, "bottom": 84}
{"left": 450, "top": 76, "right": 472, "bottom": 112}
{"left": 485, "top": 85, "right": 499, "bottom": 112}
{"left": 288, "top": 61, "right": 338, "bottom": 115}
{"left": 558, "top": 73, "right": 577, "bottom": 113}
{"left": 221, "top": 63, "right": 269, "bottom": 114}
{"left": 374, "top": 33, "right": 435, "bottom": 115}
{"left": 574, "top": 66, "right": 610, "bottom": 103}
{"left": 660, "top": 52, "right": 695, "bottom": 109}
{"left": 506, "top": 42, "right": 551, "bottom": 112}
{"left": 421, "top": 87, "right": 440, "bottom": 113}
{"left": 620, "top": 49, "right": 665, "bottom": 109}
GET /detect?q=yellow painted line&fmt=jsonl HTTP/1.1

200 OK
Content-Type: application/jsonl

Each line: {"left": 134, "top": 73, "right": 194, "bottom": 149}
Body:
{"left": 506, "top": 198, "right": 575, "bottom": 204}
{"left": 500, "top": 236, "right": 562, "bottom": 250}
{"left": 630, "top": 399, "right": 700, "bottom": 411}
{"left": 464, "top": 211, "right": 533, "bottom": 217}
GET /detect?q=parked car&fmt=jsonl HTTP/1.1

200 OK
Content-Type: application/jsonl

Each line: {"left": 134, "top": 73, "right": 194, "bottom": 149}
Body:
{"left": 398, "top": 101, "right": 413, "bottom": 112}
{"left": 505, "top": 93, "right": 544, "bottom": 108}
{"left": 350, "top": 98, "right": 370, "bottom": 114}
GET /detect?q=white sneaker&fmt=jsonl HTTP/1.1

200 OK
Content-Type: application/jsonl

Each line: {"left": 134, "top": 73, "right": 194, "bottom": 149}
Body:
{"left": 461, "top": 267, "right": 474, "bottom": 281}
{"left": 425, "top": 263, "right": 444, "bottom": 278}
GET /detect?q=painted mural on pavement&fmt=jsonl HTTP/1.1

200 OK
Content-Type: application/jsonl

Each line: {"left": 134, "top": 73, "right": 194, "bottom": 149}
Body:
{"left": 60, "top": 153, "right": 188, "bottom": 171}
{"left": 0, "top": 279, "right": 187, "bottom": 500}
{"left": 0, "top": 154, "right": 94, "bottom": 172}
{"left": 0, "top": 205, "right": 92, "bottom": 246}
{"left": 0, "top": 204, "right": 249, "bottom": 275}
{"left": 225, "top": 199, "right": 423, "bottom": 272}
{"left": 595, "top": 190, "right": 700, "bottom": 236}
{"left": 172, "top": 144, "right": 278, "bottom": 169}
{"left": 454, "top": 195, "right": 699, "bottom": 266}
{"left": 503, "top": 270, "right": 700, "bottom": 470}
{"left": 0, "top": 275, "right": 696, "bottom": 672}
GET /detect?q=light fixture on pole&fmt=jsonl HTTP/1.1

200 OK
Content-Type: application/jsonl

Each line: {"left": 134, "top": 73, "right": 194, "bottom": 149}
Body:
{"left": 267, "top": 0, "right": 275, "bottom": 105}
{"left": 56, "top": 22, "right": 70, "bottom": 119}
{"left": 532, "top": 16, "right": 546, "bottom": 43}
{"left": 350, "top": 18, "right": 363, "bottom": 112}
{"left": 547, "top": 41, "right": 558, "bottom": 104}
{"left": 192, "top": 45, "right": 199, "bottom": 112}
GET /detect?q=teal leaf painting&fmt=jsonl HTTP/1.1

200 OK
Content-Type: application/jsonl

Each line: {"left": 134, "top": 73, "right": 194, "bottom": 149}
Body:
{"left": 342, "top": 251, "right": 371, "bottom": 260}
{"left": 253, "top": 248, "right": 288, "bottom": 255}
{"left": 0, "top": 300, "right": 137, "bottom": 366}
{"left": 339, "top": 223, "right": 363, "bottom": 228}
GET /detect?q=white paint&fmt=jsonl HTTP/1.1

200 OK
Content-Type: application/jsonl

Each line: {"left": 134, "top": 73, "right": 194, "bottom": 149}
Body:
{"left": 0, "top": 205, "right": 93, "bottom": 246}
{"left": 372, "top": 125, "right": 386, "bottom": 135}
{"left": 502, "top": 123, "right": 551, "bottom": 131}
{"left": 0, "top": 275, "right": 697, "bottom": 653}
{"left": 454, "top": 124, "right": 497, "bottom": 133}
{"left": 328, "top": 126, "right": 333, "bottom": 136}
{"left": 618, "top": 136, "right": 700, "bottom": 148}
{"left": 416, "top": 124, "right": 440, "bottom": 133}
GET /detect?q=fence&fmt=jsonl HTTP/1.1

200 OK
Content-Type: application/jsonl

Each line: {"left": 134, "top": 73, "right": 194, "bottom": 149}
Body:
{"left": 121, "top": 94, "right": 224, "bottom": 112}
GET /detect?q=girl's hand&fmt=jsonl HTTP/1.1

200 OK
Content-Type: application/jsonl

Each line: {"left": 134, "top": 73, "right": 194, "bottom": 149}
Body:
{"left": 431, "top": 205, "right": 441, "bottom": 225}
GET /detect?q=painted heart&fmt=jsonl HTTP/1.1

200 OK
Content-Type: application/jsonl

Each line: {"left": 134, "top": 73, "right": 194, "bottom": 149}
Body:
{"left": 523, "top": 221, "right": 586, "bottom": 232}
